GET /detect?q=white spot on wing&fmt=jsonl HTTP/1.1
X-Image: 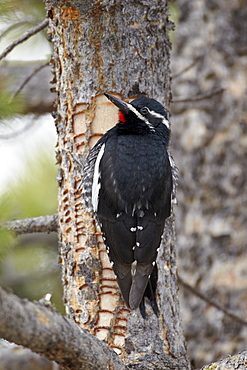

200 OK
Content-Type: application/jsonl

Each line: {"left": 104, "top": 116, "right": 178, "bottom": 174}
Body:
{"left": 131, "top": 260, "right": 137, "bottom": 276}
{"left": 137, "top": 226, "right": 143, "bottom": 230}
{"left": 130, "top": 227, "right": 136, "bottom": 232}
{"left": 92, "top": 143, "right": 105, "bottom": 212}
{"left": 139, "top": 210, "right": 144, "bottom": 217}
{"left": 136, "top": 242, "right": 140, "bottom": 247}
{"left": 131, "top": 204, "right": 136, "bottom": 216}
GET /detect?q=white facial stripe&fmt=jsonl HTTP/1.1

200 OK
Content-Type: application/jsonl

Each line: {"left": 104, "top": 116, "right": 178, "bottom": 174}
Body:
{"left": 162, "top": 117, "right": 170, "bottom": 129}
{"left": 126, "top": 102, "right": 155, "bottom": 131}
{"left": 149, "top": 110, "right": 163, "bottom": 119}
{"left": 149, "top": 110, "right": 170, "bottom": 129}
{"left": 92, "top": 143, "right": 105, "bottom": 212}
{"left": 126, "top": 103, "right": 170, "bottom": 130}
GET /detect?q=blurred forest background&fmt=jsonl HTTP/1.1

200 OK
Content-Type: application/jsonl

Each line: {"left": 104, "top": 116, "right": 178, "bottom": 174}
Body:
{"left": 0, "top": 0, "right": 246, "bottom": 368}
{"left": 0, "top": 0, "right": 62, "bottom": 312}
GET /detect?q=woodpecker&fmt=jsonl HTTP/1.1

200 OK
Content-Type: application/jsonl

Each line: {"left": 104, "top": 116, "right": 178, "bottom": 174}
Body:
{"left": 83, "top": 93, "right": 176, "bottom": 317}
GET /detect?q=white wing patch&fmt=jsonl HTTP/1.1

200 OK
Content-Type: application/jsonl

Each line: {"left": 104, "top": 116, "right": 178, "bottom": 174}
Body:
{"left": 92, "top": 143, "right": 105, "bottom": 212}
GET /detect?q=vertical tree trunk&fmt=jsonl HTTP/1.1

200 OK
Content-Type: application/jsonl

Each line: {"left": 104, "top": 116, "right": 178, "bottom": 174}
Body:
{"left": 46, "top": 0, "right": 190, "bottom": 368}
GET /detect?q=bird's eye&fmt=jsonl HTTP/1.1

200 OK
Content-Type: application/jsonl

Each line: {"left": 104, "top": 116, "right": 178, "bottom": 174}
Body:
{"left": 140, "top": 107, "right": 149, "bottom": 115}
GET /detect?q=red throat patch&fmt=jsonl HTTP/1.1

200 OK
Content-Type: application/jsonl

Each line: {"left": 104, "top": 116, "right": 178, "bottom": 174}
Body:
{"left": 119, "top": 111, "right": 126, "bottom": 123}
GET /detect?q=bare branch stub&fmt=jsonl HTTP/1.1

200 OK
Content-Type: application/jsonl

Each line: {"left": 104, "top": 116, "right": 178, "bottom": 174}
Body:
{"left": 0, "top": 214, "right": 58, "bottom": 235}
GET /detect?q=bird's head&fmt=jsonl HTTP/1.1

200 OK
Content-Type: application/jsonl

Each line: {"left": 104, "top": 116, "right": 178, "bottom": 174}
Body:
{"left": 104, "top": 93, "right": 170, "bottom": 134}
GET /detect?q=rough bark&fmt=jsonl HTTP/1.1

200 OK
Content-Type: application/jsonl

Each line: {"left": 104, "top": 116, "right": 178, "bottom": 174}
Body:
{"left": 0, "top": 341, "right": 57, "bottom": 370}
{"left": 0, "top": 214, "right": 58, "bottom": 235}
{"left": 0, "top": 286, "right": 125, "bottom": 370}
{"left": 2, "top": 284, "right": 247, "bottom": 370}
{"left": 200, "top": 352, "right": 247, "bottom": 370}
{"left": 46, "top": 0, "right": 189, "bottom": 368}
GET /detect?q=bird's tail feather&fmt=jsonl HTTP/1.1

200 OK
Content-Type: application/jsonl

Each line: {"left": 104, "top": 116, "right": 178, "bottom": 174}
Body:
{"left": 114, "top": 263, "right": 132, "bottom": 308}
{"left": 129, "top": 263, "right": 153, "bottom": 310}
{"left": 140, "top": 265, "right": 159, "bottom": 318}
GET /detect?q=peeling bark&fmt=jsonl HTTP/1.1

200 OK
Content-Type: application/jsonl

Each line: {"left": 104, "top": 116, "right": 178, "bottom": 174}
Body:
{"left": 46, "top": 0, "right": 189, "bottom": 368}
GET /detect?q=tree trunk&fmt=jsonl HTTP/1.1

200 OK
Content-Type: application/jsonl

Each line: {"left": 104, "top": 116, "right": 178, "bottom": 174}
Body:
{"left": 46, "top": 0, "right": 190, "bottom": 368}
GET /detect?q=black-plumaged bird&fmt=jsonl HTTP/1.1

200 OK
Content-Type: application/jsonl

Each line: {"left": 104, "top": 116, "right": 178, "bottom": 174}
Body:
{"left": 83, "top": 93, "right": 176, "bottom": 317}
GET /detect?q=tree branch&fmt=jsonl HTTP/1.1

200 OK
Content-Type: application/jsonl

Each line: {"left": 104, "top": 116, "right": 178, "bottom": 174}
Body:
{"left": 11, "top": 62, "right": 50, "bottom": 100}
{"left": 0, "top": 19, "right": 49, "bottom": 61}
{"left": 200, "top": 351, "right": 247, "bottom": 370}
{"left": 178, "top": 276, "right": 247, "bottom": 326}
{"left": 0, "top": 214, "right": 58, "bottom": 235}
{"left": 0, "top": 340, "right": 58, "bottom": 370}
{"left": 3, "top": 215, "right": 247, "bottom": 329}
{"left": 0, "top": 63, "right": 53, "bottom": 114}
{"left": 0, "top": 286, "right": 125, "bottom": 370}
{"left": 172, "top": 87, "right": 224, "bottom": 103}
{"left": 172, "top": 55, "right": 203, "bottom": 80}
{"left": 0, "top": 117, "right": 36, "bottom": 140}
{"left": 0, "top": 19, "right": 38, "bottom": 40}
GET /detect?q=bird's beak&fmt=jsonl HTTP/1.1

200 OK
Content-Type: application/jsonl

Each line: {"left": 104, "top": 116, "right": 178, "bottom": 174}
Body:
{"left": 104, "top": 93, "right": 130, "bottom": 114}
